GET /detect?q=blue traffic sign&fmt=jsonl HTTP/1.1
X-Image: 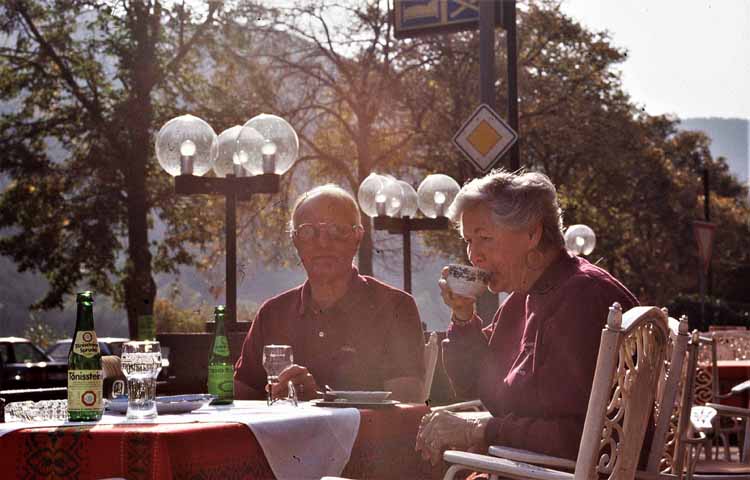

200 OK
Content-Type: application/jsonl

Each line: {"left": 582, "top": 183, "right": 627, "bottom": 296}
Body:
{"left": 392, "top": 0, "right": 505, "bottom": 38}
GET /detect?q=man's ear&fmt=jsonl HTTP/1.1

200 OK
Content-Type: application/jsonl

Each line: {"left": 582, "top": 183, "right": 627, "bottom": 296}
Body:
{"left": 353, "top": 225, "right": 364, "bottom": 249}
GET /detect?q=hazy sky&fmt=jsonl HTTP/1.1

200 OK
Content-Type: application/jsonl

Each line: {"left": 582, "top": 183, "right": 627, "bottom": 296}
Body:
{"left": 560, "top": 0, "right": 750, "bottom": 120}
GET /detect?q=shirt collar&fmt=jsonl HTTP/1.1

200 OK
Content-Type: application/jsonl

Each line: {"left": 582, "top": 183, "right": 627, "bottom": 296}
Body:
{"left": 528, "top": 250, "right": 579, "bottom": 295}
{"left": 297, "top": 266, "right": 365, "bottom": 316}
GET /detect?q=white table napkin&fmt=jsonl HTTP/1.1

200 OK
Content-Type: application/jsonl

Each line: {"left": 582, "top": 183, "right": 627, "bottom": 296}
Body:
{"left": 1, "top": 400, "right": 361, "bottom": 480}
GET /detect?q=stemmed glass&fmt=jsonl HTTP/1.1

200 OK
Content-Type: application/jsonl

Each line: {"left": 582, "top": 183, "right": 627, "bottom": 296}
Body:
{"left": 120, "top": 341, "right": 162, "bottom": 419}
{"left": 262, "top": 344, "right": 294, "bottom": 406}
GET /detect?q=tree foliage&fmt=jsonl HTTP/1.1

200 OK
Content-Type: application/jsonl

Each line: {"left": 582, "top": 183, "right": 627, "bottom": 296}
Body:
{"left": 0, "top": 1, "right": 279, "bottom": 334}
{"left": 1, "top": 0, "right": 747, "bottom": 335}
{"left": 403, "top": 0, "right": 750, "bottom": 306}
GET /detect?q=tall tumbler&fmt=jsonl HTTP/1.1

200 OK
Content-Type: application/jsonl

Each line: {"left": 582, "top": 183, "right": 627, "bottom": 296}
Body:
{"left": 121, "top": 341, "right": 162, "bottom": 420}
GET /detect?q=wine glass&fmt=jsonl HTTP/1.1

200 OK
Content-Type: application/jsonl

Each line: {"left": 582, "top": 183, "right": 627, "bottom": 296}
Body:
{"left": 262, "top": 345, "right": 293, "bottom": 406}
{"left": 120, "top": 341, "right": 162, "bottom": 419}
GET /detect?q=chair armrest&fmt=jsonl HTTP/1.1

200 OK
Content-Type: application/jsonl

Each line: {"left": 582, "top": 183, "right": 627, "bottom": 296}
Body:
{"left": 731, "top": 379, "right": 750, "bottom": 395}
{"left": 705, "top": 402, "right": 750, "bottom": 418}
{"left": 488, "top": 445, "right": 576, "bottom": 470}
{"left": 691, "top": 406, "right": 718, "bottom": 432}
{"left": 443, "top": 450, "right": 573, "bottom": 480}
{"left": 431, "top": 399, "right": 485, "bottom": 412}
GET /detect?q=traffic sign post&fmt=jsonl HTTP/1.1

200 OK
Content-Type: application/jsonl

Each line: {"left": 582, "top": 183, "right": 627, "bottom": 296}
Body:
{"left": 392, "top": 0, "right": 520, "bottom": 171}
{"left": 452, "top": 103, "right": 518, "bottom": 174}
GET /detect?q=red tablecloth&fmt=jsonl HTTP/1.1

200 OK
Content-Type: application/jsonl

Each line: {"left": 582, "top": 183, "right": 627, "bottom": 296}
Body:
{"left": 0, "top": 403, "right": 442, "bottom": 480}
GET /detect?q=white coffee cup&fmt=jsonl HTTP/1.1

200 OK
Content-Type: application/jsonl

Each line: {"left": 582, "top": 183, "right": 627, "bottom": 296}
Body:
{"left": 446, "top": 264, "right": 491, "bottom": 298}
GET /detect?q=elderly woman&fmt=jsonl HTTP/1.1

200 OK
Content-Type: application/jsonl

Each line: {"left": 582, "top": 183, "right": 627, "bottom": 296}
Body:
{"left": 416, "top": 169, "right": 638, "bottom": 464}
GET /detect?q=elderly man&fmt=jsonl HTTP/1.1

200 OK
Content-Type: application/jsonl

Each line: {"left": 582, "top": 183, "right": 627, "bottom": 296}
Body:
{"left": 234, "top": 184, "right": 425, "bottom": 402}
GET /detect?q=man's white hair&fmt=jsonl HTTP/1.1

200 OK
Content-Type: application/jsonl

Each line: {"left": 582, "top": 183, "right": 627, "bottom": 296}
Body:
{"left": 289, "top": 184, "right": 362, "bottom": 230}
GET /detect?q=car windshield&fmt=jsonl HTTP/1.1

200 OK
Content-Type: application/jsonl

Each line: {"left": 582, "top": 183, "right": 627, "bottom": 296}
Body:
{"left": 46, "top": 342, "right": 71, "bottom": 361}
{"left": 13, "top": 342, "right": 49, "bottom": 363}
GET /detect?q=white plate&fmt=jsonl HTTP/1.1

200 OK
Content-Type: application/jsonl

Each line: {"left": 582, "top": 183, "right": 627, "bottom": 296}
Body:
{"left": 311, "top": 399, "right": 399, "bottom": 409}
{"left": 106, "top": 394, "right": 215, "bottom": 415}
{"left": 326, "top": 390, "right": 392, "bottom": 402}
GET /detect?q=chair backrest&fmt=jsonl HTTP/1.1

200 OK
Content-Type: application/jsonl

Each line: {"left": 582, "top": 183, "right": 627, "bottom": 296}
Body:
{"left": 645, "top": 312, "right": 690, "bottom": 474}
{"left": 695, "top": 335, "right": 718, "bottom": 405}
{"left": 423, "top": 332, "right": 439, "bottom": 403}
{"left": 574, "top": 304, "right": 669, "bottom": 480}
{"left": 706, "top": 330, "right": 750, "bottom": 361}
{"left": 671, "top": 330, "right": 706, "bottom": 474}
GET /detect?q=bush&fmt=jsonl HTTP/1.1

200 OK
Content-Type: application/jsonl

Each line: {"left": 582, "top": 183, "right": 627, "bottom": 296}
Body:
{"left": 667, "top": 293, "right": 750, "bottom": 331}
{"left": 22, "top": 315, "right": 64, "bottom": 350}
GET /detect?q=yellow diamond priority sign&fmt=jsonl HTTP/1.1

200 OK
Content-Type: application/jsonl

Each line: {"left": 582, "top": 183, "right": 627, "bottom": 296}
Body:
{"left": 453, "top": 104, "right": 518, "bottom": 173}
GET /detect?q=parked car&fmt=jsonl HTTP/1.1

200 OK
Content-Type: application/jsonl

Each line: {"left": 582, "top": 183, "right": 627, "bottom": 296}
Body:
{"left": 0, "top": 337, "right": 68, "bottom": 391}
{"left": 46, "top": 337, "right": 170, "bottom": 381}
{"left": 46, "top": 337, "right": 130, "bottom": 362}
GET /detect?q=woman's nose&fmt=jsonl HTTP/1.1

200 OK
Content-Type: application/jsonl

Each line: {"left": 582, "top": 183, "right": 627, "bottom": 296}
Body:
{"left": 468, "top": 246, "right": 485, "bottom": 268}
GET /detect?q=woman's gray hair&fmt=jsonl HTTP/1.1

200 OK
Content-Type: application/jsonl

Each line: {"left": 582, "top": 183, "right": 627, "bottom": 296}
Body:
{"left": 289, "top": 183, "right": 362, "bottom": 231}
{"left": 447, "top": 169, "right": 565, "bottom": 251}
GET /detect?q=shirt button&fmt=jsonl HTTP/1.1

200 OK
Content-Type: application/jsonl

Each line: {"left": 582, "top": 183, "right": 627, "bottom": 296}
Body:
{"left": 318, "top": 331, "right": 325, "bottom": 338}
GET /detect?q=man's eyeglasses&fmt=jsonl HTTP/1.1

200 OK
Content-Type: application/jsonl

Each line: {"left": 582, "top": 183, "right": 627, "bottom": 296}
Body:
{"left": 291, "top": 223, "right": 364, "bottom": 242}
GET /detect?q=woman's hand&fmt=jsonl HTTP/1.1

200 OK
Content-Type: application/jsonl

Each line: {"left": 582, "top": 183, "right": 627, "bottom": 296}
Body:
{"left": 270, "top": 364, "right": 320, "bottom": 401}
{"left": 415, "top": 410, "right": 489, "bottom": 465}
{"left": 439, "top": 266, "right": 477, "bottom": 322}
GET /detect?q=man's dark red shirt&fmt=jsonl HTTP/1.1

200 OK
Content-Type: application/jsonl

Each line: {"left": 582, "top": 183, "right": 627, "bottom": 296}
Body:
{"left": 235, "top": 268, "right": 425, "bottom": 395}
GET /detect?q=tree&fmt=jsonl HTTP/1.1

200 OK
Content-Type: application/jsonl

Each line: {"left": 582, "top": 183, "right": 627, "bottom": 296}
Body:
{"left": 402, "top": 0, "right": 750, "bottom": 306}
{"left": 234, "top": 0, "right": 435, "bottom": 275}
{"left": 0, "top": 0, "right": 230, "bottom": 336}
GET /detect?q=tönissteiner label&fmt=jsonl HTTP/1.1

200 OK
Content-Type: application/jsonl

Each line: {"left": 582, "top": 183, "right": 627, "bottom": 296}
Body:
{"left": 207, "top": 364, "right": 234, "bottom": 395}
{"left": 72, "top": 330, "right": 100, "bottom": 358}
{"left": 67, "top": 369, "right": 103, "bottom": 410}
{"left": 212, "top": 336, "right": 230, "bottom": 356}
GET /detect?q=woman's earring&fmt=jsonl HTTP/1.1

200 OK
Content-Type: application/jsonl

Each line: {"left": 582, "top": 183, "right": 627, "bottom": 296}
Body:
{"left": 525, "top": 249, "right": 544, "bottom": 271}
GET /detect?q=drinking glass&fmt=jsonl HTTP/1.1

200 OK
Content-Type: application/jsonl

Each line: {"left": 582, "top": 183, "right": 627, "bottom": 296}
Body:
{"left": 262, "top": 344, "right": 293, "bottom": 406}
{"left": 121, "top": 341, "right": 162, "bottom": 419}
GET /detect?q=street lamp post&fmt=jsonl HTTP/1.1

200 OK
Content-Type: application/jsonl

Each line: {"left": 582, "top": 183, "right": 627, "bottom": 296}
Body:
{"left": 358, "top": 174, "right": 459, "bottom": 293}
{"left": 155, "top": 113, "right": 298, "bottom": 331}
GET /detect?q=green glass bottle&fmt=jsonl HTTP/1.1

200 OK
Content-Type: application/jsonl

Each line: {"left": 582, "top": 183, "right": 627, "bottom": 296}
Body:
{"left": 207, "top": 305, "right": 234, "bottom": 405}
{"left": 67, "top": 291, "right": 103, "bottom": 421}
{"left": 137, "top": 314, "right": 156, "bottom": 341}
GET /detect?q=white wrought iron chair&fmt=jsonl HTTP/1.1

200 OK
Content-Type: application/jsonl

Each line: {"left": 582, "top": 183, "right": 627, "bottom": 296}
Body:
{"left": 668, "top": 332, "right": 750, "bottom": 479}
{"left": 479, "top": 310, "right": 690, "bottom": 477}
{"left": 428, "top": 335, "right": 485, "bottom": 413}
{"left": 423, "top": 331, "right": 440, "bottom": 403}
{"left": 442, "top": 303, "right": 670, "bottom": 480}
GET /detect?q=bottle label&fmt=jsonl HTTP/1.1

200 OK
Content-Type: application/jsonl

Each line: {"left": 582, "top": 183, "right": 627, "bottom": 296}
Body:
{"left": 72, "top": 331, "right": 100, "bottom": 358}
{"left": 67, "top": 369, "right": 103, "bottom": 411}
{"left": 207, "top": 364, "right": 234, "bottom": 397}
{"left": 137, "top": 314, "right": 156, "bottom": 341}
{"left": 212, "top": 336, "right": 230, "bottom": 356}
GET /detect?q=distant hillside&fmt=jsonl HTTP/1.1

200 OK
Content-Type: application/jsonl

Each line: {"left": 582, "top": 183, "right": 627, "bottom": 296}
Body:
{"left": 679, "top": 117, "right": 749, "bottom": 184}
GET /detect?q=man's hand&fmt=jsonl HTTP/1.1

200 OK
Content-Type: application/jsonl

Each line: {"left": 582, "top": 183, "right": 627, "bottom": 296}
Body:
{"left": 415, "top": 410, "right": 489, "bottom": 465}
{"left": 270, "top": 364, "right": 320, "bottom": 401}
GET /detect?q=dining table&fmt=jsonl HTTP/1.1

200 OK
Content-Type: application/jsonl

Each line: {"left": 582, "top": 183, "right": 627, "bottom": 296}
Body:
{"left": 716, "top": 359, "right": 750, "bottom": 408}
{"left": 0, "top": 400, "right": 443, "bottom": 480}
